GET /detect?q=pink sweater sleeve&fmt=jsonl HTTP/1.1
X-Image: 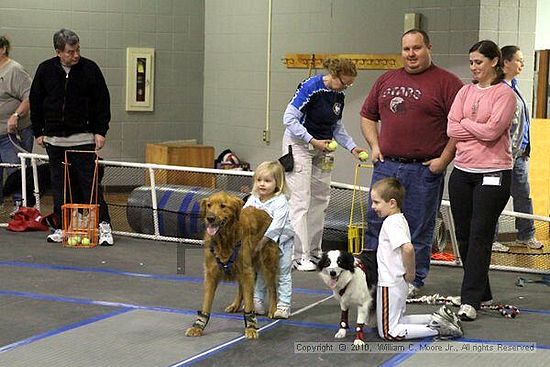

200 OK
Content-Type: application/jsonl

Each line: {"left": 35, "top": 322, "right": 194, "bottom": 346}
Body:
{"left": 460, "top": 86, "right": 516, "bottom": 141}
{"left": 447, "top": 86, "right": 477, "bottom": 140}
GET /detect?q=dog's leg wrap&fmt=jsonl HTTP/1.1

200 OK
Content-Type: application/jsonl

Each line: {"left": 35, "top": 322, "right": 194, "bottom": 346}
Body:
{"left": 244, "top": 311, "right": 258, "bottom": 330}
{"left": 192, "top": 311, "right": 210, "bottom": 330}
{"left": 355, "top": 323, "right": 365, "bottom": 342}
{"left": 340, "top": 309, "right": 349, "bottom": 329}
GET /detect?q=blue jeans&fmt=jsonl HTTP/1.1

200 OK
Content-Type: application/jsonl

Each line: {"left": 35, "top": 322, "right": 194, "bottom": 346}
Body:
{"left": 511, "top": 156, "right": 535, "bottom": 240}
{"left": 494, "top": 156, "right": 535, "bottom": 241}
{"left": 19, "top": 126, "right": 34, "bottom": 153}
{"left": 365, "top": 160, "right": 444, "bottom": 288}
{"left": 255, "top": 239, "right": 293, "bottom": 307}
{"left": 0, "top": 130, "right": 31, "bottom": 203}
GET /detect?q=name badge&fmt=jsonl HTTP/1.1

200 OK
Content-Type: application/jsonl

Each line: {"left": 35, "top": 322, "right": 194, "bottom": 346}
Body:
{"left": 482, "top": 173, "right": 502, "bottom": 186}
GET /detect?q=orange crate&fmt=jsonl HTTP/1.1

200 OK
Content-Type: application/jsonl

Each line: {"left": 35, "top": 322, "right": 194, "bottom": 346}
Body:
{"left": 61, "top": 150, "right": 100, "bottom": 248}
{"left": 62, "top": 203, "right": 99, "bottom": 248}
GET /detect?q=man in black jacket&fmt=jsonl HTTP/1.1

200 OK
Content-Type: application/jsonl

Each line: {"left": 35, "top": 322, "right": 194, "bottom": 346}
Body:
{"left": 30, "top": 28, "right": 113, "bottom": 246}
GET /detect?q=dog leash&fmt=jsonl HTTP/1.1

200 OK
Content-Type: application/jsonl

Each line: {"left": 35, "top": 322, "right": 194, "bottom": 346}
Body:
{"left": 406, "top": 293, "right": 520, "bottom": 319}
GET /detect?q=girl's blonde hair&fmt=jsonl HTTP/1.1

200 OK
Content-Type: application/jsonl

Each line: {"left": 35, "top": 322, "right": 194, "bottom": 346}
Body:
{"left": 252, "top": 161, "right": 288, "bottom": 196}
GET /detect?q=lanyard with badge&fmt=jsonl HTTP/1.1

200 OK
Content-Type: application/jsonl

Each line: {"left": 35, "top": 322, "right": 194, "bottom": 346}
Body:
{"left": 482, "top": 172, "right": 502, "bottom": 186}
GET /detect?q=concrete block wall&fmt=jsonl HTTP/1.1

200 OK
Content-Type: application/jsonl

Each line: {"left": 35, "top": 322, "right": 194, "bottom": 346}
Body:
{"left": 406, "top": 0, "right": 481, "bottom": 82}
{"left": 203, "top": 0, "right": 537, "bottom": 184}
{"left": 479, "top": 0, "right": 537, "bottom": 108}
{"left": 203, "top": 0, "right": 409, "bottom": 184}
{"left": 0, "top": 0, "right": 205, "bottom": 162}
{"left": 3, "top": 1, "right": 537, "bottom": 180}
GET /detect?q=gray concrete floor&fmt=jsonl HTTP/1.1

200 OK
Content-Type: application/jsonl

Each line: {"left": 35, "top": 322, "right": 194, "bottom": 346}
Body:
{"left": 0, "top": 230, "right": 548, "bottom": 366}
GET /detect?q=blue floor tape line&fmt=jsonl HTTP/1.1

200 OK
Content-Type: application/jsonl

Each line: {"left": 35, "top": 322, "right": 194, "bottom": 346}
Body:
{"left": 5, "top": 260, "right": 550, "bottom": 314}
{"left": 460, "top": 337, "right": 550, "bottom": 350}
{"left": 378, "top": 339, "right": 430, "bottom": 367}
{"left": 0, "top": 288, "right": 355, "bottom": 334}
{"left": 379, "top": 337, "right": 550, "bottom": 367}
{"left": 0, "top": 307, "right": 133, "bottom": 354}
{"left": 0, "top": 260, "right": 205, "bottom": 282}
{"left": 169, "top": 320, "right": 283, "bottom": 367}
{"left": 1, "top": 288, "right": 549, "bottom": 363}
{"left": 0, "top": 261, "right": 332, "bottom": 296}
{"left": 0, "top": 289, "right": 238, "bottom": 318}
{"left": 0, "top": 289, "right": 329, "bottom": 326}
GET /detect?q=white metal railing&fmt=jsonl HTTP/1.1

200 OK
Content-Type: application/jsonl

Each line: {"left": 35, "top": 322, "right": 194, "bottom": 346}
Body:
{"left": 9, "top": 152, "right": 550, "bottom": 275}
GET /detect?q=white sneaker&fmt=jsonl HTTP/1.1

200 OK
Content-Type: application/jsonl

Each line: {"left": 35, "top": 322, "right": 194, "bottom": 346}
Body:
{"left": 10, "top": 200, "right": 23, "bottom": 217}
{"left": 407, "top": 283, "right": 420, "bottom": 298}
{"left": 429, "top": 305, "right": 463, "bottom": 339}
{"left": 47, "top": 229, "right": 64, "bottom": 243}
{"left": 273, "top": 306, "right": 290, "bottom": 319}
{"left": 310, "top": 254, "right": 322, "bottom": 264}
{"left": 254, "top": 298, "right": 265, "bottom": 315}
{"left": 492, "top": 241, "right": 509, "bottom": 252}
{"left": 295, "top": 259, "right": 317, "bottom": 272}
{"left": 457, "top": 304, "right": 477, "bottom": 321}
{"left": 517, "top": 238, "right": 543, "bottom": 250}
{"left": 99, "top": 222, "right": 114, "bottom": 246}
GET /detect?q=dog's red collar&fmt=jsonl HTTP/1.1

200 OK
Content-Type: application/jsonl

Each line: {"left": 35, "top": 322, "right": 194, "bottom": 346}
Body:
{"left": 339, "top": 260, "right": 369, "bottom": 297}
{"left": 356, "top": 259, "right": 368, "bottom": 275}
{"left": 339, "top": 281, "right": 350, "bottom": 297}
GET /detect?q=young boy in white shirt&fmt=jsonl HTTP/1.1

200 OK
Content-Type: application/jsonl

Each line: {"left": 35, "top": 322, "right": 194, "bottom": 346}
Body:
{"left": 371, "top": 177, "right": 463, "bottom": 340}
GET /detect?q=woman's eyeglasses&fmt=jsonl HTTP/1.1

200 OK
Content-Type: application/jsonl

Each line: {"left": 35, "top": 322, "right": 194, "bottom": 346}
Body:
{"left": 337, "top": 75, "right": 354, "bottom": 88}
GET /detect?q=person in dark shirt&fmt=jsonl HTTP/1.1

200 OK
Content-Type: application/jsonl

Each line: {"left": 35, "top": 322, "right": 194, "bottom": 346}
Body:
{"left": 30, "top": 28, "right": 114, "bottom": 246}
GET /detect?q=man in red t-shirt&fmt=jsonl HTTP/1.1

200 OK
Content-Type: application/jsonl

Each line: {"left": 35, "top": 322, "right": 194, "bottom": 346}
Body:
{"left": 360, "top": 29, "right": 463, "bottom": 297}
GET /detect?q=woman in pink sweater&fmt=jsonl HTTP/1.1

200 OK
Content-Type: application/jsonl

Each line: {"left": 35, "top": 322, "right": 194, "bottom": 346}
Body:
{"left": 447, "top": 40, "right": 516, "bottom": 322}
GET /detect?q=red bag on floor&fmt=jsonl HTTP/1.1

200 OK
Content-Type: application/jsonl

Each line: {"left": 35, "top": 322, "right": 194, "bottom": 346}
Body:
{"left": 7, "top": 207, "right": 50, "bottom": 232}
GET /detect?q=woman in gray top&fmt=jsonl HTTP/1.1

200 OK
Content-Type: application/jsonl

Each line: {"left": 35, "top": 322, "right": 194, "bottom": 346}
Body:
{"left": 0, "top": 35, "right": 33, "bottom": 210}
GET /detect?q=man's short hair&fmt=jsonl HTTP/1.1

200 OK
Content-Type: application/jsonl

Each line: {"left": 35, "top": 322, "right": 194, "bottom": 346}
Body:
{"left": 53, "top": 28, "right": 79, "bottom": 51}
{"left": 402, "top": 28, "right": 430, "bottom": 46}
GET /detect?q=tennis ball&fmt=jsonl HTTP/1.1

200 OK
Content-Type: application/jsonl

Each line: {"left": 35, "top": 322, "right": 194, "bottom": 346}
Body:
{"left": 327, "top": 140, "right": 338, "bottom": 151}
{"left": 358, "top": 151, "right": 369, "bottom": 161}
{"left": 81, "top": 237, "right": 90, "bottom": 246}
{"left": 67, "top": 237, "right": 77, "bottom": 246}
{"left": 74, "top": 235, "right": 81, "bottom": 243}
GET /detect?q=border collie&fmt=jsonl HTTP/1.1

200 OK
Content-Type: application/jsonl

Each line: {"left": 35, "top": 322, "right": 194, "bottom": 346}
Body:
{"left": 317, "top": 250, "right": 377, "bottom": 345}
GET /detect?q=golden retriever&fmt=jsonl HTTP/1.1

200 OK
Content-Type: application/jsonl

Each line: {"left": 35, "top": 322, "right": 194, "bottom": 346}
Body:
{"left": 185, "top": 191, "right": 279, "bottom": 339}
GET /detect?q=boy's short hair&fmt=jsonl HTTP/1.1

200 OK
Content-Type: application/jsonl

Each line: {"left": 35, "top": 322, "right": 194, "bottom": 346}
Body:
{"left": 371, "top": 178, "right": 405, "bottom": 208}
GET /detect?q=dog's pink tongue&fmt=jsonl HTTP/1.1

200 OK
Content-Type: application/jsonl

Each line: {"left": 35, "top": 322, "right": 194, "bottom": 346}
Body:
{"left": 206, "top": 225, "right": 219, "bottom": 236}
{"left": 328, "top": 278, "right": 337, "bottom": 289}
